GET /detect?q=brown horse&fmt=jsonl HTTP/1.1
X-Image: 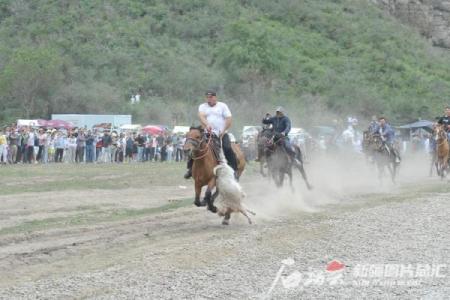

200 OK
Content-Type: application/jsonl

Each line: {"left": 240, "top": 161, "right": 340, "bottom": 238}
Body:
{"left": 434, "top": 125, "right": 449, "bottom": 179}
{"left": 184, "top": 127, "right": 246, "bottom": 212}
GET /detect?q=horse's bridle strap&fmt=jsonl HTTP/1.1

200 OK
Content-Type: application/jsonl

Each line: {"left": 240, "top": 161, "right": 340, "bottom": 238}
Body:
{"left": 190, "top": 134, "right": 212, "bottom": 160}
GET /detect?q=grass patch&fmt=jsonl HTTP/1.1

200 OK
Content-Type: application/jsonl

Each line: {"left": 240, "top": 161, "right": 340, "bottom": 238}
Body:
{"left": 0, "top": 163, "right": 186, "bottom": 195}
{"left": 0, "top": 198, "right": 193, "bottom": 236}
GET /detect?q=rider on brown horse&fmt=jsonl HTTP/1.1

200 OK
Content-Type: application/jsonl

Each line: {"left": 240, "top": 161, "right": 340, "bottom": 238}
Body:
{"left": 184, "top": 90, "right": 238, "bottom": 179}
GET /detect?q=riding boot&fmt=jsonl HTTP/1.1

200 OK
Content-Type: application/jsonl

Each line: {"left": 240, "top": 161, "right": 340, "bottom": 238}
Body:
{"left": 184, "top": 158, "right": 193, "bottom": 179}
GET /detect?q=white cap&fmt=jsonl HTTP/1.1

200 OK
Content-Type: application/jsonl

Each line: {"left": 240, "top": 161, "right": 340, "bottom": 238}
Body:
{"left": 275, "top": 106, "right": 285, "bottom": 113}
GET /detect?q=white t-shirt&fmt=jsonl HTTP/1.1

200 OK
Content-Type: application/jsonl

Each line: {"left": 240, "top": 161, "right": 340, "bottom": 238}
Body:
{"left": 198, "top": 102, "right": 232, "bottom": 135}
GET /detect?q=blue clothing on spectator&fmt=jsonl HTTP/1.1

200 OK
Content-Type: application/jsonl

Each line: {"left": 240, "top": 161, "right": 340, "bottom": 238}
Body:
{"left": 54, "top": 137, "right": 65, "bottom": 149}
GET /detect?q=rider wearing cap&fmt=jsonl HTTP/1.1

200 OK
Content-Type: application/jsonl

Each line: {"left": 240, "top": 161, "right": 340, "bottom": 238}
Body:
{"left": 184, "top": 90, "right": 238, "bottom": 179}
{"left": 437, "top": 106, "right": 450, "bottom": 139}
{"left": 262, "top": 106, "right": 301, "bottom": 165}
{"left": 373, "top": 117, "right": 401, "bottom": 163}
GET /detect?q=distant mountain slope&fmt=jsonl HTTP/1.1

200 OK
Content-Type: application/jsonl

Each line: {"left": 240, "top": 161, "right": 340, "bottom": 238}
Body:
{"left": 0, "top": 0, "right": 449, "bottom": 127}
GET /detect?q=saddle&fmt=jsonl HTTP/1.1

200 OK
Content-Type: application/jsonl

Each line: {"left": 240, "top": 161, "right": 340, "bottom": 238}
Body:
{"left": 205, "top": 133, "right": 240, "bottom": 164}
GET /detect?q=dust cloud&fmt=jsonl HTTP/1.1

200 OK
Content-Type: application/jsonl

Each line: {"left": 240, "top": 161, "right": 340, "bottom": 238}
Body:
{"left": 239, "top": 150, "right": 435, "bottom": 221}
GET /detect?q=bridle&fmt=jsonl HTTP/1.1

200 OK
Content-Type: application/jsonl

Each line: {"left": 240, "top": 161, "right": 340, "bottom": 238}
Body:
{"left": 435, "top": 127, "right": 448, "bottom": 147}
{"left": 185, "top": 133, "right": 212, "bottom": 160}
{"left": 265, "top": 133, "right": 285, "bottom": 154}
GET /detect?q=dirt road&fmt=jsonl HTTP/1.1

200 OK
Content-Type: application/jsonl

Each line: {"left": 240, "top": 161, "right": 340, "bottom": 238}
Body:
{"left": 0, "top": 158, "right": 448, "bottom": 299}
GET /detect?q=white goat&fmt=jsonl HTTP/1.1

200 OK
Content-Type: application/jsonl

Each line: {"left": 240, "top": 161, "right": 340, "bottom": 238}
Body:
{"left": 213, "top": 162, "right": 255, "bottom": 225}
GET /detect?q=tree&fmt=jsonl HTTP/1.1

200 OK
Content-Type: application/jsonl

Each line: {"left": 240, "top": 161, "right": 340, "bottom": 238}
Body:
{"left": 0, "top": 47, "right": 63, "bottom": 119}
{"left": 215, "top": 19, "right": 285, "bottom": 97}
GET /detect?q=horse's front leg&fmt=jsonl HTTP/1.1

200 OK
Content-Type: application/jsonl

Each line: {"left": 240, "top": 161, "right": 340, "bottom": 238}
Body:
{"left": 194, "top": 182, "right": 205, "bottom": 207}
{"left": 204, "top": 178, "right": 217, "bottom": 213}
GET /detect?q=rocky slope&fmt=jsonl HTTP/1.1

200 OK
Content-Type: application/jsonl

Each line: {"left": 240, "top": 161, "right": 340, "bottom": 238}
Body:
{"left": 374, "top": 0, "right": 450, "bottom": 48}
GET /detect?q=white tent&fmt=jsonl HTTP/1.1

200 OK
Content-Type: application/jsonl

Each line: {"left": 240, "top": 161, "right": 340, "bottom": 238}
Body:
{"left": 120, "top": 124, "right": 142, "bottom": 131}
{"left": 172, "top": 126, "right": 190, "bottom": 134}
{"left": 17, "top": 119, "right": 39, "bottom": 127}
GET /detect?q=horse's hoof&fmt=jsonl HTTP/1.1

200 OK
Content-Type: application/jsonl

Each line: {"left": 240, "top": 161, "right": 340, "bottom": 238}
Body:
{"left": 222, "top": 220, "right": 229, "bottom": 225}
{"left": 208, "top": 205, "right": 218, "bottom": 213}
{"left": 307, "top": 184, "right": 313, "bottom": 190}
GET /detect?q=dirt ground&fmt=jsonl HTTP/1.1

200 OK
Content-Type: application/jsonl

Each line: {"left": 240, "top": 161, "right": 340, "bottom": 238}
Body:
{"left": 0, "top": 155, "right": 449, "bottom": 299}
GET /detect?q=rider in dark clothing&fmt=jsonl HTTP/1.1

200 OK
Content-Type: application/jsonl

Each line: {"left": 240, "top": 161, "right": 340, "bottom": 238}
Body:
{"left": 437, "top": 106, "right": 450, "bottom": 132}
{"left": 372, "top": 117, "right": 401, "bottom": 163}
{"left": 437, "top": 106, "right": 450, "bottom": 146}
{"left": 262, "top": 106, "right": 300, "bottom": 164}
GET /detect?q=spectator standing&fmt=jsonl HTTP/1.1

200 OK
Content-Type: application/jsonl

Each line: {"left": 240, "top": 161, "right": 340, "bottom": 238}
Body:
{"left": 54, "top": 132, "right": 65, "bottom": 162}
{"left": 125, "top": 133, "right": 134, "bottom": 163}
{"left": 76, "top": 130, "right": 86, "bottom": 163}
{"left": 101, "top": 131, "right": 112, "bottom": 163}
{"left": 135, "top": 133, "right": 145, "bottom": 162}
{"left": 150, "top": 135, "right": 157, "bottom": 161}
{"left": 67, "top": 134, "right": 77, "bottom": 163}
{"left": 48, "top": 131, "right": 56, "bottom": 163}
{"left": 166, "top": 142, "right": 174, "bottom": 162}
{"left": 0, "top": 128, "right": 7, "bottom": 164}
{"left": 36, "top": 128, "right": 48, "bottom": 163}
{"left": 26, "top": 129, "right": 36, "bottom": 164}
{"left": 8, "top": 128, "right": 19, "bottom": 164}
{"left": 111, "top": 131, "right": 119, "bottom": 163}
{"left": 176, "top": 134, "right": 185, "bottom": 162}
{"left": 85, "top": 130, "right": 95, "bottom": 163}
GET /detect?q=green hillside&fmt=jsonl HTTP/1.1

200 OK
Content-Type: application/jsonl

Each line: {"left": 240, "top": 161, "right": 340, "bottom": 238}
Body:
{"left": 1, "top": 0, "right": 449, "bottom": 128}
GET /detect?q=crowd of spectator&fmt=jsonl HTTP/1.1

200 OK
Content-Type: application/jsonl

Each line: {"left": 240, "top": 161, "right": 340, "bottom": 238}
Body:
{"left": 0, "top": 125, "right": 188, "bottom": 165}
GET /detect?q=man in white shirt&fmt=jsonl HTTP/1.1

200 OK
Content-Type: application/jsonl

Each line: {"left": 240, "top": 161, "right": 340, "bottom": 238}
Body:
{"left": 184, "top": 90, "right": 238, "bottom": 179}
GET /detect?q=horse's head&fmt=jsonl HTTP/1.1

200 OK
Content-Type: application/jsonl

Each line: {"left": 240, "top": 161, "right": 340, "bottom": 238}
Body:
{"left": 434, "top": 125, "right": 447, "bottom": 142}
{"left": 183, "top": 126, "right": 205, "bottom": 153}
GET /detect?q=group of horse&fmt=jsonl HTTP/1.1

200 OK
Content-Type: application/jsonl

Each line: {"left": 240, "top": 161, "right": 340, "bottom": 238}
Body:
{"left": 184, "top": 123, "right": 450, "bottom": 217}
{"left": 362, "top": 124, "right": 450, "bottom": 182}
{"left": 183, "top": 126, "right": 313, "bottom": 219}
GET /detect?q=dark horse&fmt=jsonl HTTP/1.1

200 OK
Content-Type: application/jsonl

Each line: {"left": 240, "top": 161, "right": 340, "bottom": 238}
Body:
{"left": 264, "top": 133, "right": 312, "bottom": 190}
{"left": 369, "top": 133, "right": 399, "bottom": 183}
{"left": 256, "top": 128, "right": 274, "bottom": 177}
{"left": 183, "top": 126, "right": 246, "bottom": 213}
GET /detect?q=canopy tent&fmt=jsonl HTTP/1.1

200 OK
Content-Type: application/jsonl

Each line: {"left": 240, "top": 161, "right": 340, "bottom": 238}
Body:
{"left": 397, "top": 120, "right": 433, "bottom": 133}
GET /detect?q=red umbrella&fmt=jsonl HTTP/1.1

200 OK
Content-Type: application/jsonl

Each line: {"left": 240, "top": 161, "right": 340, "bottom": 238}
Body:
{"left": 142, "top": 125, "right": 164, "bottom": 135}
{"left": 46, "top": 119, "right": 74, "bottom": 129}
